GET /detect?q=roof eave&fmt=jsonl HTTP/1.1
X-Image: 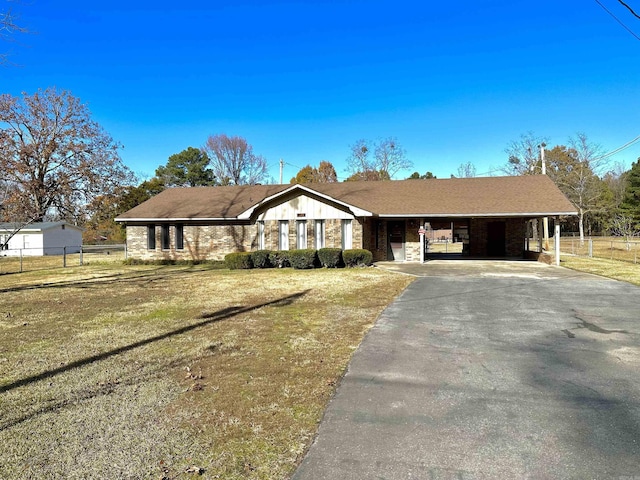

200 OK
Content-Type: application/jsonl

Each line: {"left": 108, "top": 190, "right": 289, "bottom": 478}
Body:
{"left": 378, "top": 211, "right": 579, "bottom": 218}
{"left": 115, "top": 217, "right": 234, "bottom": 223}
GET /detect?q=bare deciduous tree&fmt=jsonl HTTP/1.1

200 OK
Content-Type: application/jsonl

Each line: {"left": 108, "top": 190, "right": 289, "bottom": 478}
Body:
{"left": 1, "top": 3, "right": 29, "bottom": 65}
{"left": 203, "top": 134, "right": 268, "bottom": 185}
{"left": 503, "top": 132, "right": 549, "bottom": 175}
{"left": 456, "top": 162, "right": 476, "bottom": 178}
{"left": 346, "top": 137, "right": 412, "bottom": 180}
{"left": 610, "top": 213, "right": 639, "bottom": 250}
{"left": 374, "top": 137, "right": 412, "bottom": 179}
{"left": 0, "top": 88, "right": 134, "bottom": 229}
{"left": 546, "top": 133, "right": 609, "bottom": 244}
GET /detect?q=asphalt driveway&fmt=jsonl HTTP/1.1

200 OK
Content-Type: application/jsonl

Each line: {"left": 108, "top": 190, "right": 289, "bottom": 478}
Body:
{"left": 292, "top": 261, "right": 640, "bottom": 479}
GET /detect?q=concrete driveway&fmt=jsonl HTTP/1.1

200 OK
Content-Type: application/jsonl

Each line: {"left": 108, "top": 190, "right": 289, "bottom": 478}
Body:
{"left": 292, "top": 261, "right": 640, "bottom": 479}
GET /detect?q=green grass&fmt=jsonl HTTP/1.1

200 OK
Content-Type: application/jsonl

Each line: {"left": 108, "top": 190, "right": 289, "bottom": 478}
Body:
{"left": 0, "top": 263, "right": 412, "bottom": 479}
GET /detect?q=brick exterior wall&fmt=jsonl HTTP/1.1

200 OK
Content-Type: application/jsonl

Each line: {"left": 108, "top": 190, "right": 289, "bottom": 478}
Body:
{"left": 469, "top": 218, "right": 526, "bottom": 257}
{"left": 128, "top": 217, "right": 527, "bottom": 262}
{"left": 126, "top": 218, "right": 366, "bottom": 261}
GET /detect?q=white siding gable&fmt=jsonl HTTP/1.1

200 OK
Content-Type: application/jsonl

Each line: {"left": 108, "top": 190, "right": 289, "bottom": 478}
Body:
{"left": 256, "top": 194, "right": 355, "bottom": 221}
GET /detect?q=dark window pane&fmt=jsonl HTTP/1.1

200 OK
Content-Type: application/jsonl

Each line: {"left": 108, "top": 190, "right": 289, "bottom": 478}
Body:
{"left": 147, "top": 224, "right": 156, "bottom": 250}
{"left": 176, "top": 224, "right": 184, "bottom": 250}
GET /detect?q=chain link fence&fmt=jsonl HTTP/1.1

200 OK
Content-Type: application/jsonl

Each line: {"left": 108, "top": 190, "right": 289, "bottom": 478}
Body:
{"left": 0, "top": 244, "right": 127, "bottom": 274}
{"left": 559, "top": 236, "right": 639, "bottom": 264}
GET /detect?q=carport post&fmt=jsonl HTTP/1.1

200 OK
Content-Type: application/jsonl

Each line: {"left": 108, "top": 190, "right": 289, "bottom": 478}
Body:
{"left": 554, "top": 222, "right": 560, "bottom": 266}
{"left": 538, "top": 218, "right": 543, "bottom": 252}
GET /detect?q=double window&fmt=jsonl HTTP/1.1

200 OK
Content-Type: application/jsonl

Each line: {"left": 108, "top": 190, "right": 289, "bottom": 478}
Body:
{"left": 149, "top": 224, "right": 184, "bottom": 250}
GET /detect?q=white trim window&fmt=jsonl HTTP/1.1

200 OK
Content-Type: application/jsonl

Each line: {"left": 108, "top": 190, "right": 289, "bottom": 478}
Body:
{"left": 279, "top": 220, "right": 289, "bottom": 250}
{"left": 315, "top": 220, "right": 325, "bottom": 249}
{"left": 296, "top": 220, "right": 307, "bottom": 249}
{"left": 341, "top": 219, "right": 352, "bottom": 250}
{"left": 257, "top": 221, "right": 265, "bottom": 250}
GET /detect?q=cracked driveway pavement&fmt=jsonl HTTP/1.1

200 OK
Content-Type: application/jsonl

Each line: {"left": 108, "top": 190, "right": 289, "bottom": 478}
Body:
{"left": 292, "top": 261, "right": 640, "bottom": 479}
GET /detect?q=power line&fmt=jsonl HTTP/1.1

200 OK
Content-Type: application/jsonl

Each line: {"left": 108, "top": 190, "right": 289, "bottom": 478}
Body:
{"left": 618, "top": 0, "right": 640, "bottom": 19}
{"left": 600, "top": 134, "right": 640, "bottom": 159}
{"left": 595, "top": 0, "right": 640, "bottom": 40}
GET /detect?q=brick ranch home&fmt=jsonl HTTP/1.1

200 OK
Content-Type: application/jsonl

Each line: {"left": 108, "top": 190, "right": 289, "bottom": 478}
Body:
{"left": 115, "top": 175, "right": 577, "bottom": 263}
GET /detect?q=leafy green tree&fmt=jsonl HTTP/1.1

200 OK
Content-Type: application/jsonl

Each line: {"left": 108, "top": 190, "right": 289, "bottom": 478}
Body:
{"left": 621, "top": 158, "right": 640, "bottom": 224}
{"left": 291, "top": 161, "right": 338, "bottom": 184}
{"left": 345, "top": 170, "right": 390, "bottom": 182}
{"left": 291, "top": 165, "right": 316, "bottom": 184}
{"left": 83, "top": 177, "right": 166, "bottom": 243}
{"left": 407, "top": 171, "right": 436, "bottom": 179}
{"left": 155, "top": 147, "right": 215, "bottom": 187}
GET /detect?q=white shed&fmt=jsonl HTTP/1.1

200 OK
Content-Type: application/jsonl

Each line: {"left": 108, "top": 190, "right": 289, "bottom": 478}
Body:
{"left": 0, "top": 222, "right": 83, "bottom": 256}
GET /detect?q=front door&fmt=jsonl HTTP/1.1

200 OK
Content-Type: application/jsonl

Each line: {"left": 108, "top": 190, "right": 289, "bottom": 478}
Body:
{"left": 387, "top": 221, "right": 405, "bottom": 261}
{"left": 487, "top": 221, "right": 506, "bottom": 256}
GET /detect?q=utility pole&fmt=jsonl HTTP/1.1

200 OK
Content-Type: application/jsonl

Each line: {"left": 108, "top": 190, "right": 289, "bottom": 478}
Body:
{"left": 279, "top": 158, "right": 284, "bottom": 184}
{"left": 540, "top": 143, "right": 550, "bottom": 250}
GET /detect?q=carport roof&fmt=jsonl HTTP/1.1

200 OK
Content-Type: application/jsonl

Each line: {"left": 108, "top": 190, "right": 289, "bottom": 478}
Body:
{"left": 115, "top": 175, "right": 577, "bottom": 221}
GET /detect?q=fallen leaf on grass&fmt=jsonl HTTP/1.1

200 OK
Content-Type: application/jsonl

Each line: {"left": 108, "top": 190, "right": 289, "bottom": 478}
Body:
{"left": 185, "top": 465, "right": 204, "bottom": 475}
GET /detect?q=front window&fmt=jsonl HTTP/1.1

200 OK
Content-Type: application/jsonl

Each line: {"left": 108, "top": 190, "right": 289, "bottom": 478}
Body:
{"left": 161, "top": 224, "right": 170, "bottom": 250}
{"left": 315, "top": 220, "right": 325, "bottom": 249}
{"left": 341, "top": 219, "right": 352, "bottom": 250}
{"left": 257, "top": 221, "right": 265, "bottom": 250}
{"left": 296, "top": 221, "right": 307, "bottom": 249}
{"left": 176, "top": 224, "right": 184, "bottom": 250}
{"left": 279, "top": 221, "right": 289, "bottom": 250}
{"left": 147, "top": 224, "right": 156, "bottom": 250}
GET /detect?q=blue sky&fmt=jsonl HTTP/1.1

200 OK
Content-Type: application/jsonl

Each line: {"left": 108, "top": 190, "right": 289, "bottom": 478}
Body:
{"left": 3, "top": 0, "right": 640, "bottom": 182}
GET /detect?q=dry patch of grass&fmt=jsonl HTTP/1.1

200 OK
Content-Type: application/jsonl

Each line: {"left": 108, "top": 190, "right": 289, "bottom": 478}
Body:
{"left": 560, "top": 255, "right": 640, "bottom": 286}
{"left": 0, "top": 264, "right": 412, "bottom": 479}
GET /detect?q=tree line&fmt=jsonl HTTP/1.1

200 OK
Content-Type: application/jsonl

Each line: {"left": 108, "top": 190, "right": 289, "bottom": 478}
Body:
{"left": 2, "top": 89, "right": 639, "bottom": 245}
{"left": 504, "top": 131, "right": 640, "bottom": 243}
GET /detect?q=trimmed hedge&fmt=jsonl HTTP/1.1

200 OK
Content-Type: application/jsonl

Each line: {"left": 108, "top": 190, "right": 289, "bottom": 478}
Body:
{"left": 271, "top": 251, "right": 290, "bottom": 268}
{"left": 224, "top": 252, "right": 253, "bottom": 270}
{"left": 251, "top": 250, "right": 274, "bottom": 268}
{"left": 343, "top": 249, "right": 373, "bottom": 267}
{"left": 317, "top": 248, "right": 343, "bottom": 268}
{"left": 288, "top": 249, "right": 319, "bottom": 269}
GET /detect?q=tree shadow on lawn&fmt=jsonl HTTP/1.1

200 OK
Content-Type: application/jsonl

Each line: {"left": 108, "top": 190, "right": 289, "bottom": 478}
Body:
{"left": 0, "top": 289, "right": 310, "bottom": 407}
{"left": 0, "top": 264, "right": 213, "bottom": 294}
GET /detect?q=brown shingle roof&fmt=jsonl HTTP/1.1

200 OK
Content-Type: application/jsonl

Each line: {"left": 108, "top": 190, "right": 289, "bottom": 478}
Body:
{"left": 115, "top": 175, "right": 577, "bottom": 221}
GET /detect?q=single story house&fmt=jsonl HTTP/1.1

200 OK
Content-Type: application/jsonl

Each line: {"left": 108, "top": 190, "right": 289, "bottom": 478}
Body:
{"left": 115, "top": 175, "right": 577, "bottom": 263}
{"left": 0, "top": 221, "right": 83, "bottom": 256}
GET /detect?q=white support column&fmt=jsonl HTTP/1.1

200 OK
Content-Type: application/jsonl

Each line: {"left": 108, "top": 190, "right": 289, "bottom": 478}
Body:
{"left": 555, "top": 222, "right": 561, "bottom": 266}
{"left": 419, "top": 232, "right": 425, "bottom": 263}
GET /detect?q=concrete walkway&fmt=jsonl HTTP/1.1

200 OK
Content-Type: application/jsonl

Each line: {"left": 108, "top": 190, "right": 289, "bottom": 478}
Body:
{"left": 292, "top": 261, "right": 640, "bottom": 479}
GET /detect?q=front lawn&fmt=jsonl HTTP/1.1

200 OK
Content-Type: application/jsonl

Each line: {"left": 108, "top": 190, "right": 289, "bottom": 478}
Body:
{"left": 0, "top": 264, "right": 412, "bottom": 479}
